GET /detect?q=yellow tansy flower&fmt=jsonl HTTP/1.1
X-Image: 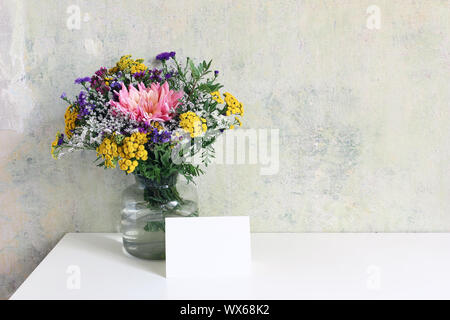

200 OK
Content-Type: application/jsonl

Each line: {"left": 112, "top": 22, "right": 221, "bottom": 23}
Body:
{"left": 117, "top": 132, "right": 148, "bottom": 173}
{"left": 64, "top": 105, "right": 78, "bottom": 138}
{"left": 96, "top": 137, "right": 119, "bottom": 168}
{"left": 210, "top": 91, "right": 224, "bottom": 104}
{"left": 223, "top": 92, "right": 244, "bottom": 116}
{"left": 179, "top": 112, "right": 207, "bottom": 138}
{"left": 51, "top": 132, "right": 63, "bottom": 159}
{"left": 109, "top": 55, "right": 147, "bottom": 74}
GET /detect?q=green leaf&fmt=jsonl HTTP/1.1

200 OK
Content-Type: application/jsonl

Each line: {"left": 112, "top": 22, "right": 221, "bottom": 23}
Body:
{"left": 188, "top": 59, "right": 200, "bottom": 79}
{"left": 161, "top": 150, "right": 170, "bottom": 167}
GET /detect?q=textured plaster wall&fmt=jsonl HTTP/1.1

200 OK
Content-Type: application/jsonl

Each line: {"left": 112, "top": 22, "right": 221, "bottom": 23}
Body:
{"left": 1, "top": 0, "right": 450, "bottom": 298}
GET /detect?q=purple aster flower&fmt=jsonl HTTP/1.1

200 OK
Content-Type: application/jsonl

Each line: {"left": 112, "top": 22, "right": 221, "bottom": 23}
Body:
{"left": 110, "top": 82, "right": 122, "bottom": 102}
{"left": 160, "top": 131, "right": 172, "bottom": 143}
{"left": 151, "top": 68, "right": 162, "bottom": 75}
{"left": 165, "top": 72, "right": 173, "bottom": 79}
{"left": 76, "top": 91, "right": 91, "bottom": 118}
{"left": 133, "top": 71, "right": 146, "bottom": 79}
{"left": 57, "top": 133, "right": 65, "bottom": 146}
{"left": 150, "top": 128, "right": 172, "bottom": 144}
{"left": 150, "top": 128, "right": 159, "bottom": 142}
{"left": 78, "top": 105, "right": 93, "bottom": 119}
{"left": 60, "top": 92, "right": 67, "bottom": 100}
{"left": 139, "top": 121, "right": 150, "bottom": 133}
{"left": 78, "top": 107, "right": 89, "bottom": 119}
{"left": 74, "top": 77, "right": 91, "bottom": 84}
{"left": 156, "top": 51, "right": 176, "bottom": 61}
{"left": 214, "top": 70, "right": 219, "bottom": 76}
{"left": 149, "top": 68, "right": 163, "bottom": 82}
{"left": 77, "top": 91, "right": 87, "bottom": 107}
{"left": 110, "top": 81, "right": 122, "bottom": 91}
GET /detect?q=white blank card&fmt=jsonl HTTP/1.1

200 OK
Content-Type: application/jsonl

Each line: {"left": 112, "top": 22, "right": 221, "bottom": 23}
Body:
{"left": 165, "top": 216, "right": 251, "bottom": 278}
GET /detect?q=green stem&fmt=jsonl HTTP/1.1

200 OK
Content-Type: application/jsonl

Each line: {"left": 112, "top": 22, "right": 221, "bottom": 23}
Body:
{"left": 143, "top": 184, "right": 183, "bottom": 207}
{"left": 142, "top": 178, "right": 183, "bottom": 233}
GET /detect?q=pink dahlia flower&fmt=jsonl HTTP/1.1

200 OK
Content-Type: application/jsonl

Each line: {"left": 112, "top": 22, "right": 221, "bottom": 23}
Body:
{"left": 109, "top": 82, "right": 184, "bottom": 122}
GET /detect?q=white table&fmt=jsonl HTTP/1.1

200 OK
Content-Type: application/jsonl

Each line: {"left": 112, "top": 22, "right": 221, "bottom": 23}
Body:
{"left": 10, "top": 233, "right": 450, "bottom": 299}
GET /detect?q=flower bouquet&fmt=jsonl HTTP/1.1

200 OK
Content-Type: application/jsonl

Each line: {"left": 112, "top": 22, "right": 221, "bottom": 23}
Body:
{"left": 51, "top": 52, "right": 243, "bottom": 259}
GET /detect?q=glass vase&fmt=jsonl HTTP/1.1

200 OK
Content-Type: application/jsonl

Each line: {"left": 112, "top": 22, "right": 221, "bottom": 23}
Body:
{"left": 120, "top": 173, "right": 198, "bottom": 260}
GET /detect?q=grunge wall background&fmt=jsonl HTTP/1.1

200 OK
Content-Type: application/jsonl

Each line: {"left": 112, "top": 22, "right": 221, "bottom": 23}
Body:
{"left": 1, "top": 0, "right": 450, "bottom": 298}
